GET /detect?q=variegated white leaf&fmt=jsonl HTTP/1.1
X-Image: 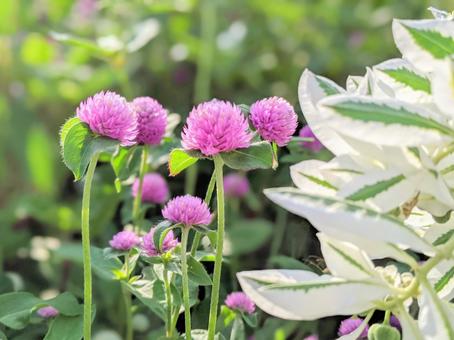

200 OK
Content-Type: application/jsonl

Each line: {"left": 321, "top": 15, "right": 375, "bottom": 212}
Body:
{"left": 396, "top": 306, "right": 424, "bottom": 340}
{"left": 264, "top": 187, "right": 433, "bottom": 254}
{"left": 317, "top": 95, "right": 452, "bottom": 147}
{"left": 290, "top": 160, "right": 338, "bottom": 196}
{"left": 237, "top": 270, "right": 389, "bottom": 320}
{"left": 428, "top": 260, "right": 454, "bottom": 300}
{"left": 432, "top": 58, "right": 454, "bottom": 117}
{"left": 317, "top": 233, "right": 375, "bottom": 280}
{"left": 392, "top": 19, "right": 454, "bottom": 72}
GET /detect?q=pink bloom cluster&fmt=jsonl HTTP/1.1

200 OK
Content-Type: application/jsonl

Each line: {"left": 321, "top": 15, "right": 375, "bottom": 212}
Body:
{"left": 225, "top": 292, "right": 255, "bottom": 314}
{"left": 181, "top": 99, "right": 253, "bottom": 156}
{"left": 37, "top": 306, "right": 59, "bottom": 318}
{"left": 132, "top": 173, "right": 169, "bottom": 204}
{"left": 338, "top": 317, "right": 368, "bottom": 338}
{"left": 299, "top": 125, "right": 323, "bottom": 152}
{"left": 109, "top": 230, "right": 140, "bottom": 251}
{"left": 142, "top": 227, "right": 179, "bottom": 256}
{"left": 250, "top": 96, "right": 297, "bottom": 146}
{"left": 76, "top": 92, "right": 167, "bottom": 146}
{"left": 132, "top": 97, "right": 167, "bottom": 145}
{"left": 162, "top": 195, "right": 212, "bottom": 226}
{"left": 224, "top": 173, "right": 250, "bottom": 198}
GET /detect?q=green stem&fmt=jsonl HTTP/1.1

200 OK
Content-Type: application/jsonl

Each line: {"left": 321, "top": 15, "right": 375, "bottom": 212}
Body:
{"left": 383, "top": 310, "right": 391, "bottom": 324}
{"left": 163, "top": 266, "right": 173, "bottom": 338}
{"left": 132, "top": 146, "right": 148, "bottom": 233}
{"left": 81, "top": 153, "right": 99, "bottom": 340}
{"left": 122, "top": 253, "right": 133, "bottom": 340}
{"left": 190, "top": 170, "right": 216, "bottom": 256}
{"left": 207, "top": 155, "right": 225, "bottom": 340}
{"left": 269, "top": 207, "right": 288, "bottom": 258}
{"left": 181, "top": 227, "right": 192, "bottom": 340}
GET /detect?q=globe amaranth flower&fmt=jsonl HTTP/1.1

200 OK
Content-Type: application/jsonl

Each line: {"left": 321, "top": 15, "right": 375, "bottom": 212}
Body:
{"left": 162, "top": 195, "right": 212, "bottom": 226}
{"left": 132, "top": 173, "right": 169, "bottom": 204}
{"left": 37, "top": 306, "right": 59, "bottom": 318}
{"left": 225, "top": 292, "right": 255, "bottom": 314}
{"left": 142, "top": 227, "right": 178, "bottom": 256}
{"left": 250, "top": 96, "right": 297, "bottom": 147}
{"left": 390, "top": 315, "right": 401, "bottom": 331}
{"left": 303, "top": 336, "right": 319, "bottom": 340}
{"left": 224, "top": 173, "right": 250, "bottom": 198}
{"left": 299, "top": 125, "right": 323, "bottom": 152}
{"left": 77, "top": 91, "right": 137, "bottom": 146}
{"left": 109, "top": 230, "right": 140, "bottom": 251}
{"left": 181, "top": 99, "right": 253, "bottom": 156}
{"left": 338, "top": 317, "right": 369, "bottom": 338}
{"left": 131, "top": 96, "right": 167, "bottom": 145}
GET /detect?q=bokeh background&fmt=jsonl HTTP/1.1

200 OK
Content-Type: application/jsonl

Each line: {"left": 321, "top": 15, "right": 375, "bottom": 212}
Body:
{"left": 0, "top": 0, "right": 452, "bottom": 339}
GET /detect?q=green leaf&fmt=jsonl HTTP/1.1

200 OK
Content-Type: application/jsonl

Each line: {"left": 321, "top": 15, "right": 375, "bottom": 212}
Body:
{"left": 0, "top": 292, "right": 40, "bottom": 329}
{"left": 110, "top": 145, "right": 137, "bottom": 182}
{"left": 221, "top": 142, "right": 274, "bottom": 171}
{"left": 44, "top": 315, "right": 84, "bottom": 340}
{"left": 268, "top": 255, "right": 316, "bottom": 272}
{"left": 433, "top": 229, "right": 454, "bottom": 246}
{"left": 168, "top": 148, "right": 199, "bottom": 176}
{"left": 187, "top": 255, "right": 212, "bottom": 286}
{"left": 60, "top": 118, "right": 119, "bottom": 180}
{"left": 152, "top": 220, "right": 174, "bottom": 253}
{"left": 435, "top": 266, "right": 454, "bottom": 293}
{"left": 42, "top": 292, "right": 83, "bottom": 316}
{"left": 226, "top": 219, "right": 272, "bottom": 255}
{"left": 230, "top": 315, "right": 245, "bottom": 340}
{"left": 241, "top": 312, "right": 257, "bottom": 328}
{"left": 403, "top": 24, "right": 454, "bottom": 59}
{"left": 382, "top": 68, "right": 431, "bottom": 93}
{"left": 316, "top": 75, "right": 340, "bottom": 95}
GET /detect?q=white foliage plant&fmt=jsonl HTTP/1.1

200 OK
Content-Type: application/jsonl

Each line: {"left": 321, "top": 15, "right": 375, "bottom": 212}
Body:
{"left": 238, "top": 8, "right": 454, "bottom": 340}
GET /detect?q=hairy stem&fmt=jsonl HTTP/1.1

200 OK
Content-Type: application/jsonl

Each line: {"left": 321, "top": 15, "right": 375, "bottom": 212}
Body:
{"left": 207, "top": 155, "right": 225, "bottom": 340}
{"left": 190, "top": 170, "right": 216, "bottom": 256}
{"left": 163, "top": 266, "right": 173, "bottom": 338}
{"left": 123, "top": 253, "right": 133, "bottom": 340}
{"left": 81, "top": 153, "right": 99, "bottom": 340}
{"left": 132, "top": 146, "right": 148, "bottom": 233}
{"left": 181, "top": 227, "right": 192, "bottom": 340}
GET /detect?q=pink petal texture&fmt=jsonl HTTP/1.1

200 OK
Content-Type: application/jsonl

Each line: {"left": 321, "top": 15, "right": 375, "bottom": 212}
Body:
{"left": 224, "top": 173, "right": 250, "bottom": 198}
{"left": 142, "top": 227, "right": 178, "bottom": 256}
{"left": 109, "top": 230, "right": 140, "bottom": 251}
{"left": 181, "top": 99, "right": 253, "bottom": 156}
{"left": 132, "top": 96, "right": 167, "bottom": 145}
{"left": 162, "top": 195, "right": 212, "bottom": 226}
{"left": 37, "top": 306, "right": 59, "bottom": 318}
{"left": 338, "top": 317, "right": 368, "bottom": 338}
{"left": 132, "top": 173, "right": 169, "bottom": 204}
{"left": 299, "top": 125, "right": 323, "bottom": 152}
{"left": 225, "top": 292, "right": 255, "bottom": 314}
{"left": 77, "top": 91, "right": 138, "bottom": 146}
{"left": 250, "top": 96, "right": 297, "bottom": 147}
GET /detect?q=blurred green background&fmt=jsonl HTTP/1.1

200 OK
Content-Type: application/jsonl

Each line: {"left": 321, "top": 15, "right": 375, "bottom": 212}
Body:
{"left": 0, "top": 0, "right": 451, "bottom": 338}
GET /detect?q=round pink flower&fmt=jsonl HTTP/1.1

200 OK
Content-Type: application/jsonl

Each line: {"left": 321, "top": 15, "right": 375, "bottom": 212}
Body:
{"left": 225, "top": 292, "right": 255, "bottom": 314}
{"left": 304, "top": 336, "right": 319, "bottom": 340}
{"left": 299, "top": 125, "right": 323, "bottom": 152}
{"left": 109, "top": 230, "right": 140, "bottom": 251}
{"left": 250, "top": 96, "right": 297, "bottom": 147}
{"left": 142, "top": 227, "right": 178, "bottom": 256}
{"left": 162, "top": 195, "right": 212, "bottom": 226}
{"left": 181, "top": 99, "right": 253, "bottom": 156}
{"left": 132, "top": 173, "right": 169, "bottom": 205}
{"left": 77, "top": 91, "right": 137, "bottom": 146}
{"left": 37, "top": 306, "right": 59, "bottom": 318}
{"left": 132, "top": 97, "right": 167, "bottom": 145}
{"left": 338, "top": 318, "right": 368, "bottom": 338}
{"left": 224, "top": 173, "right": 250, "bottom": 198}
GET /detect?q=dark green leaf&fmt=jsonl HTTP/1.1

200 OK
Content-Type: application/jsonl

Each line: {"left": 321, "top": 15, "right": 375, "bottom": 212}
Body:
{"left": 152, "top": 220, "right": 174, "bottom": 253}
{"left": 221, "top": 142, "right": 273, "bottom": 170}
{"left": 44, "top": 315, "right": 84, "bottom": 340}
{"left": 268, "top": 255, "right": 316, "bottom": 272}
{"left": 226, "top": 219, "right": 272, "bottom": 255}
{"left": 230, "top": 315, "right": 246, "bottom": 340}
{"left": 241, "top": 312, "right": 257, "bottom": 328}
{"left": 187, "top": 255, "right": 212, "bottom": 286}
{"left": 0, "top": 292, "right": 40, "bottom": 329}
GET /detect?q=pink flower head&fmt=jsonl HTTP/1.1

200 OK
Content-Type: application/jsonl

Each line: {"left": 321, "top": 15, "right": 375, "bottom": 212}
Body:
{"left": 132, "top": 97, "right": 167, "bottom": 145}
{"left": 109, "top": 230, "right": 140, "bottom": 251}
{"left": 299, "top": 125, "right": 323, "bottom": 152}
{"left": 37, "top": 306, "right": 59, "bottom": 318}
{"left": 77, "top": 91, "right": 137, "bottom": 146}
{"left": 390, "top": 315, "right": 401, "bottom": 331}
{"left": 132, "top": 173, "right": 169, "bottom": 204}
{"left": 162, "top": 195, "right": 212, "bottom": 227}
{"left": 142, "top": 227, "right": 178, "bottom": 256}
{"left": 181, "top": 99, "right": 253, "bottom": 156}
{"left": 224, "top": 173, "right": 250, "bottom": 198}
{"left": 338, "top": 318, "right": 368, "bottom": 338}
{"left": 250, "top": 96, "right": 297, "bottom": 147}
{"left": 303, "top": 336, "right": 319, "bottom": 340}
{"left": 225, "top": 292, "right": 255, "bottom": 314}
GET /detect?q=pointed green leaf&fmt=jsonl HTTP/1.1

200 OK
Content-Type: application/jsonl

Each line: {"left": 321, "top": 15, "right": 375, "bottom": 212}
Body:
{"left": 221, "top": 142, "right": 274, "bottom": 171}
{"left": 187, "top": 255, "right": 212, "bottom": 286}
{"left": 168, "top": 148, "right": 199, "bottom": 176}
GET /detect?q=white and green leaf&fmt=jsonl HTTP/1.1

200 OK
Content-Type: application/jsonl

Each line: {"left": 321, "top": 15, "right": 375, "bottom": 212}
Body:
{"left": 432, "top": 57, "right": 454, "bottom": 117}
{"left": 237, "top": 270, "right": 389, "bottom": 320}
{"left": 290, "top": 160, "right": 338, "bottom": 196}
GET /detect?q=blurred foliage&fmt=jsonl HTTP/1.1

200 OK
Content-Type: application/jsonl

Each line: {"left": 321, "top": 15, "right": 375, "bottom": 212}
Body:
{"left": 0, "top": 0, "right": 452, "bottom": 338}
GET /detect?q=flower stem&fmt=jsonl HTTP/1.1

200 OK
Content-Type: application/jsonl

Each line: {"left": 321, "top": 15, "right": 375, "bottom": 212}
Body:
{"left": 181, "top": 227, "right": 192, "bottom": 340}
{"left": 122, "top": 253, "right": 133, "bottom": 340}
{"left": 163, "top": 266, "right": 173, "bottom": 338}
{"left": 190, "top": 170, "right": 216, "bottom": 256}
{"left": 207, "top": 155, "right": 225, "bottom": 340}
{"left": 81, "top": 153, "right": 99, "bottom": 340}
{"left": 132, "top": 146, "right": 148, "bottom": 233}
